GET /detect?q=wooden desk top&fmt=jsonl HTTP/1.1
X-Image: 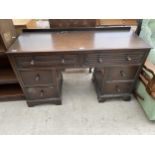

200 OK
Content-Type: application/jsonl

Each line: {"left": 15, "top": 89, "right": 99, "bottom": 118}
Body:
{"left": 7, "top": 29, "right": 150, "bottom": 53}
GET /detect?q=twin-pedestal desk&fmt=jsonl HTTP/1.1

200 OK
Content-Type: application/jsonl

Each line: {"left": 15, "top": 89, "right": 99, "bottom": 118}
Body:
{"left": 7, "top": 27, "right": 150, "bottom": 107}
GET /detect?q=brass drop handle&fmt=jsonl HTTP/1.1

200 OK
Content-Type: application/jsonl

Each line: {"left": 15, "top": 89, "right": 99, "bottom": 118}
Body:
{"left": 30, "top": 59, "right": 35, "bottom": 65}
{"left": 40, "top": 90, "right": 44, "bottom": 97}
{"left": 126, "top": 55, "right": 132, "bottom": 61}
{"left": 61, "top": 58, "right": 65, "bottom": 64}
{"left": 120, "top": 70, "right": 126, "bottom": 77}
{"left": 35, "top": 74, "right": 40, "bottom": 81}
{"left": 98, "top": 57, "right": 103, "bottom": 63}
{"left": 116, "top": 86, "right": 121, "bottom": 92}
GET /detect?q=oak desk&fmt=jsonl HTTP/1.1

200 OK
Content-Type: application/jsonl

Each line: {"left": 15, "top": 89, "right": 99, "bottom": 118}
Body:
{"left": 7, "top": 27, "right": 150, "bottom": 107}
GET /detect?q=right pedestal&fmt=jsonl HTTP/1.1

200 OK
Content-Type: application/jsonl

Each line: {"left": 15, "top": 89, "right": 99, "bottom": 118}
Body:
{"left": 92, "top": 68, "right": 132, "bottom": 102}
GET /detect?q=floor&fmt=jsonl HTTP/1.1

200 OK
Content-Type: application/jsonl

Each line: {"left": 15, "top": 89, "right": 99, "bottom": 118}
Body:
{"left": 0, "top": 71, "right": 155, "bottom": 135}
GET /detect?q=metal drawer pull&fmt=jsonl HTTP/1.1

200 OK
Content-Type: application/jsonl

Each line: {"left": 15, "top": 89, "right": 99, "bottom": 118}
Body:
{"left": 40, "top": 90, "right": 44, "bottom": 97}
{"left": 120, "top": 70, "right": 126, "bottom": 77}
{"left": 30, "top": 59, "right": 34, "bottom": 65}
{"left": 61, "top": 58, "right": 65, "bottom": 64}
{"left": 98, "top": 58, "right": 103, "bottom": 63}
{"left": 116, "top": 86, "right": 121, "bottom": 92}
{"left": 35, "top": 74, "right": 40, "bottom": 81}
{"left": 126, "top": 56, "right": 132, "bottom": 61}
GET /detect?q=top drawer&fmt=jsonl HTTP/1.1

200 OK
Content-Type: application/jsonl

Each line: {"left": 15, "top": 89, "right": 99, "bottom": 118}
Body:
{"left": 84, "top": 50, "right": 146, "bottom": 66}
{"left": 15, "top": 54, "right": 79, "bottom": 68}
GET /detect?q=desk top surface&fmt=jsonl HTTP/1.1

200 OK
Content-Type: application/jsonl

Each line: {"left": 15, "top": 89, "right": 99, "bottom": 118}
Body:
{"left": 7, "top": 29, "right": 150, "bottom": 53}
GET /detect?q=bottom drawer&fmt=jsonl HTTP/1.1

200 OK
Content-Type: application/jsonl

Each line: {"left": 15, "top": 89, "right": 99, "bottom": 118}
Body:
{"left": 25, "top": 86, "right": 58, "bottom": 100}
{"left": 103, "top": 82, "right": 133, "bottom": 94}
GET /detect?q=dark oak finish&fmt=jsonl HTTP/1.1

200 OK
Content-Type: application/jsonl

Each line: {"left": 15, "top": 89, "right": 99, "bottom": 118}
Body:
{"left": 101, "top": 66, "right": 139, "bottom": 81}
{"left": 19, "top": 69, "right": 55, "bottom": 86}
{"left": 7, "top": 28, "right": 150, "bottom": 106}
{"left": 8, "top": 30, "right": 149, "bottom": 52}
{"left": 49, "top": 19, "right": 97, "bottom": 28}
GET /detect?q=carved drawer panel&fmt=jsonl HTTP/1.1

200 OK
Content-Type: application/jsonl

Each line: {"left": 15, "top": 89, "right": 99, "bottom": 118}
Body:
{"left": 19, "top": 69, "right": 55, "bottom": 86}
{"left": 84, "top": 50, "right": 146, "bottom": 66}
{"left": 102, "top": 66, "right": 139, "bottom": 81}
{"left": 25, "top": 86, "right": 58, "bottom": 100}
{"left": 102, "top": 82, "right": 133, "bottom": 94}
{"left": 15, "top": 54, "right": 79, "bottom": 68}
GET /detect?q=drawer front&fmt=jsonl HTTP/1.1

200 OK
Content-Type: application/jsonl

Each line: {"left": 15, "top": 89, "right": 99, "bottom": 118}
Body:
{"left": 15, "top": 54, "right": 79, "bottom": 68}
{"left": 103, "top": 82, "right": 133, "bottom": 94}
{"left": 103, "top": 66, "right": 139, "bottom": 81}
{"left": 84, "top": 50, "right": 146, "bottom": 66}
{"left": 19, "top": 70, "right": 54, "bottom": 86}
{"left": 25, "top": 86, "right": 57, "bottom": 100}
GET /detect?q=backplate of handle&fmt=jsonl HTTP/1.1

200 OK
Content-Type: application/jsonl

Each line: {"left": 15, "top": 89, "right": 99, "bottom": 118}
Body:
{"left": 120, "top": 70, "right": 126, "bottom": 77}
{"left": 35, "top": 74, "right": 40, "bottom": 81}
{"left": 30, "top": 59, "right": 35, "bottom": 65}
{"left": 40, "top": 90, "right": 44, "bottom": 97}
{"left": 61, "top": 58, "right": 65, "bottom": 64}
{"left": 98, "top": 58, "right": 103, "bottom": 63}
{"left": 126, "top": 55, "right": 132, "bottom": 61}
{"left": 116, "top": 85, "right": 121, "bottom": 92}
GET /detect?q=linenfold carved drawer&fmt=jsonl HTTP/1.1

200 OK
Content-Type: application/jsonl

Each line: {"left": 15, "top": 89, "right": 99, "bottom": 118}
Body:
{"left": 99, "top": 66, "right": 139, "bottom": 81}
{"left": 103, "top": 82, "right": 133, "bottom": 94}
{"left": 15, "top": 54, "right": 79, "bottom": 68}
{"left": 84, "top": 50, "right": 146, "bottom": 67}
{"left": 25, "top": 86, "right": 58, "bottom": 100}
{"left": 19, "top": 69, "right": 55, "bottom": 86}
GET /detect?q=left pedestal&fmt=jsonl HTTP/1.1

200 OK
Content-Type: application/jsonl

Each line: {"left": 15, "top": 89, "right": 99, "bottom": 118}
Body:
{"left": 26, "top": 70, "right": 63, "bottom": 107}
{"left": 7, "top": 54, "right": 63, "bottom": 107}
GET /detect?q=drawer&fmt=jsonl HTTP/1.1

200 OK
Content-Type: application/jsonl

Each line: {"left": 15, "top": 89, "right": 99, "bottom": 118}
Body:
{"left": 84, "top": 50, "right": 146, "bottom": 66}
{"left": 102, "top": 82, "right": 133, "bottom": 94}
{"left": 25, "top": 86, "right": 58, "bottom": 100}
{"left": 15, "top": 54, "right": 79, "bottom": 68}
{"left": 103, "top": 66, "right": 139, "bottom": 81}
{"left": 19, "top": 70, "right": 54, "bottom": 86}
